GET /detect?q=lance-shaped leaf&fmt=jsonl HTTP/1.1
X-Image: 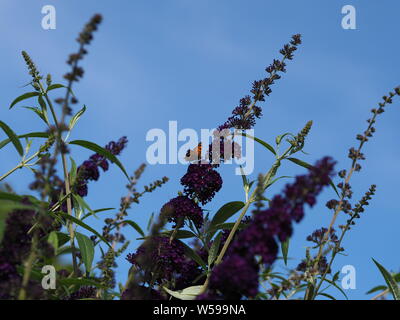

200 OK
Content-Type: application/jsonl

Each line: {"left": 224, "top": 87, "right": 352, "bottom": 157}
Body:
{"left": 163, "top": 285, "right": 203, "bottom": 300}
{"left": 57, "top": 212, "right": 111, "bottom": 248}
{"left": 178, "top": 240, "right": 207, "bottom": 270}
{"left": 47, "top": 231, "right": 70, "bottom": 248}
{"left": 118, "top": 220, "right": 145, "bottom": 238}
{"left": 81, "top": 207, "right": 115, "bottom": 221}
{"left": 211, "top": 201, "right": 245, "bottom": 226}
{"left": 69, "top": 157, "right": 77, "bottom": 186}
{"left": 0, "top": 199, "right": 37, "bottom": 242}
{"left": 46, "top": 83, "right": 66, "bottom": 92}
{"left": 207, "top": 201, "right": 245, "bottom": 241}
{"left": 46, "top": 84, "right": 75, "bottom": 97}
{"left": 207, "top": 222, "right": 247, "bottom": 235}
{"left": 22, "top": 107, "right": 50, "bottom": 126}
{"left": 208, "top": 231, "right": 222, "bottom": 267}
{"left": 58, "top": 277, "right": 107, "bottom": 289}
{"left": 69, "top": 105, "right": 86, "bottom": 131}
{"left": 275, "top": 132, "right": 295, "bottom": 146}
{"left": 160, "top": 229, "right": 195, "bottom": 240}
{"left": 286, "top": 157, "right": 340, "bottom": 198}
{"left": 317, "top": 292, "right": 336, "bottom": 300}
{"left": 9, "top": 92, "right": 40, "bottom": 109}
{"left": 241, "top": 132, "right": 276, "bottom": 156}
{"left": 209, "top": 201, "right": 244, "bottom": 230}
{"left": 281, "top": 238, "right": 290, "bottom": 266}
{"left": 372, "top": 258, "right": 400, "bottom": 300}
{"left": 76, "top": 232, "right": 95, "bottom": 274}
{"left": 47, "top": 231, "right": 59, "bottom": 251}
{"left": 366, "top": 285, "right": 387, "bottom": 295}
{"left": 0, "top": 132, "right": 48, "bottom": 150}
{"left": 0, "top": 121, "right": 23, "bottom": 156}
{"left": 322, "top": 278, "right": 348, "bottom": 299}
{"left": 69, "top": 140, "right": 130, "bottom": 180}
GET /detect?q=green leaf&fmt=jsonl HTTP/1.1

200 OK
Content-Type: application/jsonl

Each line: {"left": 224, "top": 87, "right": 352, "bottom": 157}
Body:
{"left": 210, "top": 201, "right": 245, "bottom": 229}
{"left": 332, "top": 271, "right": 340, "bottom": 282}
{"left": 0, "top": 121, "right": 24, "bottom": 156}
{"left": 286, "top": 157, "right": 312, "bottom": 169}
{"left": 69, "top": 105, "right": 86, "bottom": 131}
{"left": 9, "top": 92, "right": 40, "bottom": 109}
{"left": 38, "top": 95, "right": 47, "bottom": 111}
{"left": 322, "top": 278, "right": 348, "bottom": 300}
{"left": 286, "top": 157, "right": 340, "bottom": 198}
{"left": 241, "top": 132, "right": 276, "bottom": 156}
{"left": 69, "top": 140, "right": 130, "bottom": 181}
{"left": 46, "top": 83, "right": 65, "bottom": 92}
{"left": 239, "top": 165, "right": 249, "bottom": 187}
{"left": 37, "top": 95, "right": 49, "bottom": 124}
{"left": 0, "top": 199, "right": 37, "bottom": 242}
{"left": 118, "top": 220, "right": 145, "bottom": 238}
{"left": 16, "top": 265, "right": 43, "bottom": 282}
{"left": 160, "top": 229, "right": 195, "bottom": 240}
{"left": 372, "top": 258, "right": 400, "bottom": 300}
{"left": 69, "top": 157, "right": 77, "bottom": 186}
{"left": 57, "top": 212, "right": 111, "bottom": 248}
{"left": 76, "top": 232, "right": 95, "bottom": 274}
{"left": 58, "top": 277, "right": 107, "bottom": 289}
{"left": 47, "top": 231, "right": 70, "bottom": 248}
{"left": 366, "top": 285, "right": 387, "bottom": 295}
{"left": 46, "top": 84, "right": 75, "bottom": 96}
{"left": 208, "top": 222, "right": 247, "bottom": 234}
{"left": 0, "top": 192, "right": 22, "bottom": 202}
{"left": 163, "top": 285, "right": 203, "bottom": 300}
{"left": 147, "top": 212, "right": 154, "bottom": 231}
{"left": 72, "top": 194, "right": 94, "bottom": 219}
{"left": 56, "top": 245, "right": 78, "bottom": 256}
{"left": 81, "top": 207, "right": 115, "bottom": 221}
{"left": 317, "top": 292, "right": 337, "bottom": 300}
{"left": 281, "top": 238, "right": 290, "bottom": 266}
{"left": 47, "top": 231, "right": 59, "bottom": 251}
{"left": 22, "top": 107, "right": 50, "bottom": 126}
{"left": 178, "top": 240, "right": 207, "bottom": 270}
{"left": 265, "top": 175, "right": 292, "bottom": 189}
{"left": 208, "top": 201, "right": 245, "bottom": 241}
{"left": 276, "top": 133, "right": 294, "bottom": 146}
{"left": 208, "top": 231, "right": 222, "bottom": 266}
{"left": 0, "top": 132, "right": 48, "bottom": 150}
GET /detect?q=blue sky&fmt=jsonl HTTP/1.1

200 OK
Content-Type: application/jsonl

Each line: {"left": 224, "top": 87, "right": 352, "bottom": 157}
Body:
{"left": 1, "top": 0, "right": 399, "bottom": 299}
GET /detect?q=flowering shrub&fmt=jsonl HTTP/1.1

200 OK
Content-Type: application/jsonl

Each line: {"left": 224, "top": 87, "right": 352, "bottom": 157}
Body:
{"left": 0, "top": 14, "right": 399, "bottom": 301}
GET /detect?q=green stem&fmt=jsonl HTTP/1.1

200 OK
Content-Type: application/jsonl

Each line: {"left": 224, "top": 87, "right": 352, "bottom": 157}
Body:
{"left": 18, "top": 231, "right": 39, "bottom": 300}
{"left": 39, "top": 82, "right": 79, "bottom": 276}
{"left": 0, "top": 151, "right": 40, "bottom": 182}
{"left": 304, "top": 108, "right": 381, "bottom": 300}
{"left": 201, "top": 158, "right": 281, "bottom": 292}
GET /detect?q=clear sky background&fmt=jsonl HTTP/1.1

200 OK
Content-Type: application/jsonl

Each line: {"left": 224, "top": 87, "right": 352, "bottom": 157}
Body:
{"left": 0, "top": 0, "right": 399, "bottom": 300}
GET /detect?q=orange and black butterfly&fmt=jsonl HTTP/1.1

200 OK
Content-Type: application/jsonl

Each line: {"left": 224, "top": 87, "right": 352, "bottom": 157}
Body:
{"left": 185, "top": 142, "right": 202, "bottom": 162}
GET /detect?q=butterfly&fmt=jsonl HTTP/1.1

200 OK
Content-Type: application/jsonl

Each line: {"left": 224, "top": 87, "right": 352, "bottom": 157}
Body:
{"left": 185, "top": 142, "right": 202, "bottom": 162}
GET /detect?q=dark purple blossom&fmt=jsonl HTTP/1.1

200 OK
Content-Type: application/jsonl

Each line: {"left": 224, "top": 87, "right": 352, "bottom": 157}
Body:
{"left": 203, "top": 254, "right": 259, "bottom": 300}
{"left": 64, "top": 286, "right": 96, "bottom": 300}
{"left": 297, "top": 256, "right": 331, "bottom": 274}
{"left": 218, "top": 96, "right": 263, "bottom": 130}
{"left": 202, "top": 156, "right": 336, "bottom": 299}
{"left": 126, "top": 236, "right": 201, "bottom": 286}
{"left": 105, "top": 136, "right": 128, "bottom": 155}
{"left": 0, "top": 205, "right": 41, "bottom": 299}
{"left": 307, "top": 227, "right": 339, "bottom": 247}
{"left": 121, "top": 285, "right": 165, "bottom": 300}
{"left": 161, "top": 196, "right": 203, "bottom": 229}
{"left": 73, "top": 136, "right": 128, "bottom": 198}
{"left": 181, "top": 164, "right": 222, "bottom": 205}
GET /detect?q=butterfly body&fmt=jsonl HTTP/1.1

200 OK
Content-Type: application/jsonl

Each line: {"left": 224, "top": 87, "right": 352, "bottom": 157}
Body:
{"left": 185, "top": 142, "right": 202, "bottom": 162}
